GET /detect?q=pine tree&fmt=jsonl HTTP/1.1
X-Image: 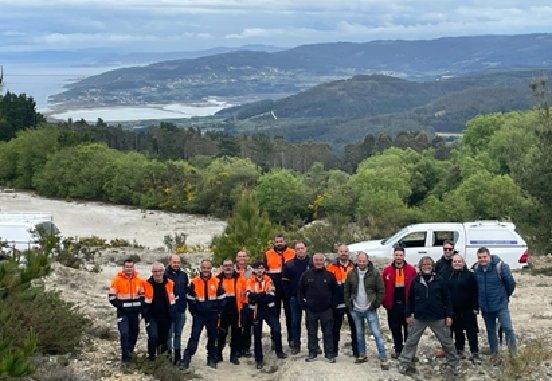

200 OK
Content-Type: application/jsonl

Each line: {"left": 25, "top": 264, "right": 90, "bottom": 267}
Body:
{"left": 211, "top": 189, "right": 275, "bottom": 264}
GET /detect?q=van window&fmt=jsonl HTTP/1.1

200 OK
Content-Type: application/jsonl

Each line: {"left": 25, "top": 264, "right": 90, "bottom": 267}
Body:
{"left": 467, "top": 229, "right": 518, "bottom": 245}
{"left": 432, "top": 231, "right": 459, "bottom": 247}
{"left": 399, "top": 231, "right": 426, "bottom": 248}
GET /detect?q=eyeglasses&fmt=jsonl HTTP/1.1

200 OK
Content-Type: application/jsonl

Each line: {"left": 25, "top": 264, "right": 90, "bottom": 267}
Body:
{"left": 443, "top": 248, "right": 454, "bottom": 252}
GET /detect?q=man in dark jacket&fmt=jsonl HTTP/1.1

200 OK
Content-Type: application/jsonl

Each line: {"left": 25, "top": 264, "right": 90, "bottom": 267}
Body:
{"left": 447, "top": 254, "right": 480, "bottom": 363}
{"left": 282, "top": 240, "right": 311, "bottom": 354}
{"left": 474, "top": 247, "right": 517, "bottom": 364}
{"left": 435, "top": 240, "right": 455, "bottom": 279}
{"left": 181, "top": 259, "right": 226, "bottom": 369}
{"left": 299, "top": 253, "right": 338, "bottom": 363}
{"left": 398, "top": 256, "right": 459, "bottom": 376}
{"left": 143, "top": 263, "right": 177, "bottom": 361}
{"left": 344, "top": 252, "right": 388, "bottom": 370}
{"left": 164, "top": 254, "right": 189, "bottom": 365}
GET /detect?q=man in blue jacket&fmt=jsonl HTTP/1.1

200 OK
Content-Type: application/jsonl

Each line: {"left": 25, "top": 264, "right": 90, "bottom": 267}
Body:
{"left": 165, "top": 254, "right": 189, "bottom": 365}
{"left": 474, "top": 247, "right": 517, "bottom": 364}
{"left": 398, "top": 256, "right": 459, "bottom": 376}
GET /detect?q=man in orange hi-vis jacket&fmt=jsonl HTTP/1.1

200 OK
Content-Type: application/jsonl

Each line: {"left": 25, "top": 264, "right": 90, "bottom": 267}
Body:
{"left": 108, "top": 258, "right": 145, "bottom": 366}
{"left": 181, "top": 259, "right": 226, "bottom": 370}
{"left": 247, "top": 261, "right": 288, "bottom": 370}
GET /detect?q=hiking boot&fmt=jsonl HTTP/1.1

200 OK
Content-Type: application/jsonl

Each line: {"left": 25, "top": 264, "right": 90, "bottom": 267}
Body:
{"left": 328, "top": 357, "right": 337, "bottom": 363}
{"left": 276, "top": 352, "right": 288, "bottom": 359}
{"left": 305, "top": 354, "right": 317, "bottom": 362}
{"left": 230, "top": 356, "right": 240, "bottom": 365}
{"left": 354, "top": 355, "right": 368, "bottom": 364}
{"left": 471, "top": 352, "right": 482, "bottom": 365}
{"left": 256, "top": 362, "right": 263, "bottom": 369}
{"left": 380, "top": 359, "right": 390, "bottom": 370}
{"left": 180, "top": 358, "right": 190, "bottom": 370}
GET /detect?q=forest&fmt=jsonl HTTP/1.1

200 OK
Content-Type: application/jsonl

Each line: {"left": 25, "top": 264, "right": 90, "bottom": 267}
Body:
{"left": 1, "top": 84, "right": 551, "bottom": 261}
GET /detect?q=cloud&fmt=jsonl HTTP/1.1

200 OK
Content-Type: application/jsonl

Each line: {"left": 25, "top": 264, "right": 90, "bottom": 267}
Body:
{"left": 1, "top": 1, "right": 552, "bottom": 52}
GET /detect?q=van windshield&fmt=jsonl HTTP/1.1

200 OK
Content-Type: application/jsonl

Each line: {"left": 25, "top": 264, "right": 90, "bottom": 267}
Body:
{"left": 382, "top": 228, "right": 408, "bottom": 245}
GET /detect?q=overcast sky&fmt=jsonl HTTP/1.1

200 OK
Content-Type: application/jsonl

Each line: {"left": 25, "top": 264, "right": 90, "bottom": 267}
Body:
{"left": 2, "top": 0, "right": 552, "bottom": 53}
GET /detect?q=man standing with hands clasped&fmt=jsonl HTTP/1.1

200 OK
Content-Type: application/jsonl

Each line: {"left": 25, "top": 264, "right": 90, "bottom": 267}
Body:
{"left": 398, "top": 256, "right": 459, "bottom": 376}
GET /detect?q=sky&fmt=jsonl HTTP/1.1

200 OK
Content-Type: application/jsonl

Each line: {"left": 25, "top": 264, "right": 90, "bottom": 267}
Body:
{"left": 2, "top": 0, "right": 552, "bottom": 54}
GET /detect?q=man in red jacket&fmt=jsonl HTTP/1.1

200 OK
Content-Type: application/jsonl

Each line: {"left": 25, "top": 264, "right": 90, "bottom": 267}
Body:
{"left": 382, "top": 246, "right": 416, "bottom": 358}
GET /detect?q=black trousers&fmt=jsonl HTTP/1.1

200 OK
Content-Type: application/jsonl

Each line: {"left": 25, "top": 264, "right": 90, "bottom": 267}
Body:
{"left": 274, "top": 285, "right": 292, "bottom": 343}
{"left": 240, "top": 308, "right": 252, "bottom": 354}
{"left": 117, "top": 312, "right": 140, "bottom": 362}
{"left": 306, "top": 308, "right": 334, "bottom": 358}
{"left": 387, "top": 303, "right": 408, "bottom": 354}
{"left": 183, "top": 312, "right": 219, "bottom": 362}
{"left": 333, "top": 308, "right": 358, "bottom": 356}
{"left": 451, "top": 309, "right": 479, "bottom": 353}
{"left": 253, "top": 309, "right": 283, "bottom": 362}
{"left": 146, "top": 316, "right": 171, "bottom": 360}
{"left": 217, "top": 312, "right": 241, "bottom": 360}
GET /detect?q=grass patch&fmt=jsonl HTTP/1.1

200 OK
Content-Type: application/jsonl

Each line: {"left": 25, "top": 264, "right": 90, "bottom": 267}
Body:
{"left": 501, "top": 338, "right": 552, "bottom": 381}
{"left": 131, "top": 355, "right": 199, "bottom": 381}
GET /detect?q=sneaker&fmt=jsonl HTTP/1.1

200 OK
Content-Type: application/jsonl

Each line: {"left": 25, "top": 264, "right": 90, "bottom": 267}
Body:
{"left": 471, "top": 352, "right": 482, "bottom": 365}
{"left": 328, "top": 357, "right": 337, "bottom": 363}
{"left": 435, "top": 349, "right": 445, "bottom": 358}
{"left": 305, "top": 354, "right": 317, "bottom": 362}
{"left": 256, "top": 362, "right": 263, "bottom": 369}
{"left": 276, "top": 352, "right": 288, "bottom": 359}
{"left": 354, "top": 356, "right": 368, "bottom": 364}
{"left": 380, "top": 359, "right": 390, "bottom": 370}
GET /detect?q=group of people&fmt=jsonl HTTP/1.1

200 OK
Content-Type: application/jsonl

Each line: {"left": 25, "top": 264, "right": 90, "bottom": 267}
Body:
{"left": 108, "top": 234, "right": 517, "bottom": 376}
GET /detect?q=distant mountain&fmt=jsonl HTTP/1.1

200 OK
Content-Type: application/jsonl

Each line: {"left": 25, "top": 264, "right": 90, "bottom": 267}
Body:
{"left": 50, "top": 33, "right": 552, "bottom": 107}
{"left": 215, "top": 69, "right": 543, "bottom": 152}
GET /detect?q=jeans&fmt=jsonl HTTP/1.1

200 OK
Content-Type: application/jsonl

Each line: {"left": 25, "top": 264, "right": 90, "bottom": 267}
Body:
{"left": 350, "top": 309, "right": 387, "bottom": 359}
{"left": 482, "top": 307, "right": 517, "bottom": 355}
{"left": 399, "top": 319, "right": 458, "bottom": 368}
{"left": 306, "top": 308, "right": 334, "bottom": 358}
{"left": 117, "top": 313, "right": 140, "bottom": 362}
{"left": 146, "top": 317, "right": 170, "bottom": 360}
{"left": 168, "top": 312, "right": 186, "bottom": 351}
{"left": 289, "top": 296, "right": 303, "bottom": 346}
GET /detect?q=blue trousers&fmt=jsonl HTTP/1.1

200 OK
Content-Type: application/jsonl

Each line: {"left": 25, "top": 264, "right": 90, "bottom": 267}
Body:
{"left": 117, "top": 313, "right": 140, "bottom": 362}
{"left": 183, "top": 312, "right": 219, "bottom": 362}
{"left": 167, "top": 312, "right": 186, "bottom": 351}
{"left": 482, "top": 307, "right": 517, "bottom": 355}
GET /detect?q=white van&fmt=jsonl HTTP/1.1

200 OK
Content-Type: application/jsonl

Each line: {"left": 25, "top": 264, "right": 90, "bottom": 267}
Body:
{"left": 0, "top": 223, "right": 42, "bottom": 257}
{"left": 348, "top": 220, "right": 528, "bottom": 270}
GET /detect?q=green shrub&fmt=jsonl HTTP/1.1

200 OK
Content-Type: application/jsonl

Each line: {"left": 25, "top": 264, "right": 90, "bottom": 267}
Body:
{"left": 500, "top": 338, "right": 552, "bottom": 380}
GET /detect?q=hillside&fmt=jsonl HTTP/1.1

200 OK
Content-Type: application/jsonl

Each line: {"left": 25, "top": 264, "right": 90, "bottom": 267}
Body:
{"left": 50, "top": 34, "right": 552, "bottom": 107}
{"left": 215, "top": 69, "right": 541, "bottom": 151}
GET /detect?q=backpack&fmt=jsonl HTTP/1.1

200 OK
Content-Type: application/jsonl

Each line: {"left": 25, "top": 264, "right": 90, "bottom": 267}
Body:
{"left": 473, "top": 260, "right": 504, "bottom": 281}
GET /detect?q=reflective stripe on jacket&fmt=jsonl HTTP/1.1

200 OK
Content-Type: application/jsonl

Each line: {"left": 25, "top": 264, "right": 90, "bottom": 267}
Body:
{"left": 327, "top": 260, "right": 354, "bottom": 309}
{"left": 142, "top": 276, "right": 177, "bottom": 320}
{"left": 108, "top": 271, "right": 144, "bottom": 313}
{"left": 187, "top": 275, "right": 225, "bottom": 314}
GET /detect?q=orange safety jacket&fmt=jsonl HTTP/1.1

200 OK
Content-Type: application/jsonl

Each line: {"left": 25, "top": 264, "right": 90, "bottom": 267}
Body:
{"left": 263, "top": 247, "right": 295, "bottom": 288}
{"left": 187, "top": 274, "right": 226, "bottom": 315}
{"left": 218, "top": 272, "right": 248, "bottom": 326}
{"left": 327, "top": 260, "right": 354, "bottom": 309}
{"left": 142, "top": 276, "right": 177, "bottom": 320}
{"left": 108, "top": 271, "right": 145, "bottom": 314}
{"left": 246, "top": 275, "right": 276, "bottom": 318}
